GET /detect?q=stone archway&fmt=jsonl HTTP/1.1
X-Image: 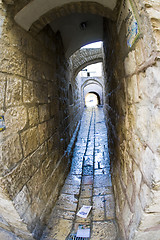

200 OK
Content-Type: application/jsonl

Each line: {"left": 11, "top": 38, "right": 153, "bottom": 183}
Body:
{"left": 81, "top": 78, "right": 103, "bottom": 107}
{"left": 71, "top": 48, "right": 103, "bottom": 77}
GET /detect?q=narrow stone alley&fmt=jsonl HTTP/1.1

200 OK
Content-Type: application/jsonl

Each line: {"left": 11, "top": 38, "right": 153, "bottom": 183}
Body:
{"left": 41, "top": 107, "right": 119, "bottom": 240}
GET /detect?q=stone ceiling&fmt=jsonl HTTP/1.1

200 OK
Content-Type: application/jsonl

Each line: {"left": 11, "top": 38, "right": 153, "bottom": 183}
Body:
{"left": 14, "top": 0, "right": 119, "bottom": 57}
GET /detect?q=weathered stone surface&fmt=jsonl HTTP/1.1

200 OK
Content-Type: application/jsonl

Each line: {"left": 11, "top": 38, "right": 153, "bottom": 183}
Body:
{"left": 133, "top": 162, "right": 142, "bottom": 193}
{"left": 93, "top": 186, "right": 113, "bottom": 196}
{"left": 13, "top": 185, "right": 31, "bottom": 217}
{"left": 6, "top": 77, "right": 22, "bottom": 107}
{"left": 56, "top": 193, "right": 78, "bottom": 212}
{"left": 0, "top": 48, "right": 26, "bottom": 77}
{"left": 139, "top": 183, "right": 152, "bottom": 210}
{"left": 4, "top": 106, "right": 27, "bottom": 135}
{"left": 80, "top": 184, "right": 92, "bottom": 198}
{"left": 28, "top": 106, "right": 39, "bottom": 126}
{"left": 39, "top": 104, "right": 50, "bottom": 123}
{"left": 92, "top": 196, "right": 105, "bottom": 221}
{"left": 0, "top": 75, "right": 6, "bottom": 110}
{"left": 34, "top": 82, "right": 48, "bottom": 104}
{"left": 0, "top": 227, "right": 21, "bottom": 240}
{"left": 135, "top": 39, "right": 145, "bottom": 66}
{"left": 23, "top": 80, "right": 35, "bottom": 103}
{"left": 127, "top": 75, "right": 139, "bottom": 103}
{"left": 122, "top": 201, "right": 132, "bottom": 229}
{"left": 124, "top": 50, "right": 136, "bottom": 76}
{"left": 42, "top": 218, "right": 73, "bottom": 240}
{"left": 0, "top": 134, "right": 22, "bottom": 175}
{"left": 105, "top": 194, "right": 115, "bottom": 219}
{"left": 65, "top": 174, "right": 81, "bottom": 186}
{"left": 91, "top": 221, "right": 117, "bottom": 240}
{"left": 0, "top": 190, "right": 34, "bottom": 239}
{"left": 21, "top": 126, "right": 39, "bottom": 157}
{"left": 26, "top": 58, "right": 43, "bottom": 82}
{"left": 61, "top": 184, "right": 80, "bottom": 195}
{"left": 38, "top": 122, "right": 48, "bottom": 145}
{"left": 139, "top": 146, "right": 155, "bottom": 186}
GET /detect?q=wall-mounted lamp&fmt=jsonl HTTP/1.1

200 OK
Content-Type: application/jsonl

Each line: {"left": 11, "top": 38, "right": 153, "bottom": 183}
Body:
{"left": 80, "top": 21, "right": 87, "bottom": 30}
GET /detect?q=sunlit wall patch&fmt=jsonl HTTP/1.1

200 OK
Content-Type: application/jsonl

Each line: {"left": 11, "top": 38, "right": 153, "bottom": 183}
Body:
{"left": 0, "top": 116, "right": 6, "bottom": 132}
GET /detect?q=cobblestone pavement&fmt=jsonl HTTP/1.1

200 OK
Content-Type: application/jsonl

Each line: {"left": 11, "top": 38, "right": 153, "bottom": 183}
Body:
{"left": 41, "top": 107, "right": 119, "bottom": 240}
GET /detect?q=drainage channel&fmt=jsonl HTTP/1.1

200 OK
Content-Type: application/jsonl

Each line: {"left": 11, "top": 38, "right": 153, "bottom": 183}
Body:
{"left": 67, "top": 108, "right": 95, "bottom": 240}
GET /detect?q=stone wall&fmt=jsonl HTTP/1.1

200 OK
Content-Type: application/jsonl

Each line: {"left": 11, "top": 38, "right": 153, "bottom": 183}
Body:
{"left": 0, "top": 2, "right": 81, "bottom": 239}
{"left": 103, "top": 0, "right": 160, "bottom": 239}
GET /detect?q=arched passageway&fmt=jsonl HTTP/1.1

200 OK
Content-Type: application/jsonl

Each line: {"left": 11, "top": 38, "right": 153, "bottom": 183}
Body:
{"left": 0, "top": 0, "right": 160, "bottom": 239}
{"left": 85, "top": 92, "right": 100, "bottom": 107}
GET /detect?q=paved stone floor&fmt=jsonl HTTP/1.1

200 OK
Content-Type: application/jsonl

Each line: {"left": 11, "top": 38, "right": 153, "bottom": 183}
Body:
{"left": 41, "top": 107, "right": 119, "bottom": 240}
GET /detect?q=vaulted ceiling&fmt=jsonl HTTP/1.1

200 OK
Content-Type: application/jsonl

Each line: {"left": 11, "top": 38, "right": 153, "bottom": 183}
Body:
{"left": 14, "top": 0, "right": 119, "bottom": 57}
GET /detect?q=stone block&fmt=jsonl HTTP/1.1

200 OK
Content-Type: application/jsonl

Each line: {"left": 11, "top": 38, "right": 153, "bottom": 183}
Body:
{"left": 41, "top": 155, "right": 57, "bottom": 179}
{"left": 47, "top": 133, "right": 59, "bottom": 155}
{"left": 91, "top": 221, "right": 117, "bottom": 240}
{"left": 0, "top": 134, "right": 22, "bottom": 175}
{"left": 26, "top": 167, "right": 46, "bottom": 198}
{"left": 23, "top": 80, "right": 35, "bottom": 103}
{"left": 38, "top": 122, "right": 48, "bottom": 145}
{"left": 56, "top": 193, "right": 78, "bottom": 212}
{"left": 153, "top": 29, "right": 160, "bottom": 51}
{"left": 135, "top": 105, "right": 150, "bottom": 141}
{"left": 6, "top": 76, "right": 22, "bottom": 107}
{"left": 133, "top": 162, "right": 142, "bottom": 194}
{"left": 21, "top": 126, "right": 39, "bottom": 157}
{"left": 126, "top": 180, "right": 133, "bottom": 206}
{"left": 28, "top": 106, "right": 39, "bottom": 126}
{"left": 48, "top": 81, "right": 57, "bottom": 101}
{"left": 92, "top": 196, "right": 105, "bottom": 221}
{"left": 4, "top": 106, "right": 27, "bottom": 136}
{"left": 39, "top": 104, "right": 50, "bottom": 123}
{"left": 133, "top": 228, "right": 160, "bottom": 240}
{"left": 139, "top": 183, "right": 152, "bottom": 210}
{"left": 27, "top": 58, "right": 43, "bottom": 82}
{"left": 42, "top": 218, "right": 73, "bottom": 240}
{"left": 126, "top": 133, "right": 144, "bottom": 165}
{"left": 105, "top": 194, "right": 115, "bottom": 219}
{"left": 34, "top": 82, "right": 48, "bottom": 104}
{"left": 129, "top": 196, "right": 142, "bottom": 239}
{"left": 0, "top": 74, "right": 6, "bottom": 110}
{"left": 0, "top": 48, "right": 26, "bottom": 77}
{"left": 13, "top": 185, "right": 31, "bottom": 217}
{"left": 124, "top": 50, "right": 136, "bottom": 76}
{"left": 139, "top": 146, "right": 155, "bottom": 186}
{"left": 138, "top": 64, "right": 160, "bottom": 102}
{"left": 135, "top": 39, "right": 145, "bottom": 66}
{"left": 2, "top": 143, "right": 47, "bottom": 198}
{"left": 146, "top": 190, "right": 160, "bottom": 213}
{"left": 139, "top": 212, "right": 160, "bottom": 232}
{"left": 31, "top": 142, "right": 48, "bottom": 169}
{"left": 127, "top": 75, "right": 139, "bottom": 103}
{"left": 122, "top": 201, "right": 132, "bottom": 229}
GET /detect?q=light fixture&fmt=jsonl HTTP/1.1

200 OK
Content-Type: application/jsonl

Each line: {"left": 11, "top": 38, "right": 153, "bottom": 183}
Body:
{"left": 80, "top": 21, "right": 87, "bottom": 30}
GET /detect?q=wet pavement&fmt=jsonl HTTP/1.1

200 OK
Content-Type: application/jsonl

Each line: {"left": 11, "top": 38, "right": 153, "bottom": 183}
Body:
{"left": 41, "top": 107, "right": 119, "bottom": 240}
